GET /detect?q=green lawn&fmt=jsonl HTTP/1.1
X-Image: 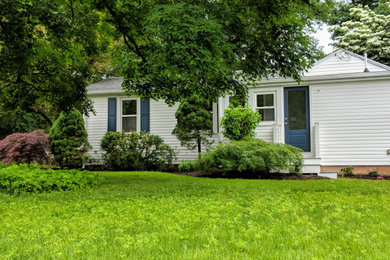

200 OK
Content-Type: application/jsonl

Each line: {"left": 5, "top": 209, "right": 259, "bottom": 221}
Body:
{"left": 1, "top": 172, "right": 390, "bottom": 259}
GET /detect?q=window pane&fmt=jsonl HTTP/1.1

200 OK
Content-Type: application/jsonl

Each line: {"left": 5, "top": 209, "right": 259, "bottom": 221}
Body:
{"left": 257, "top": 95, "right": 264, "bottom": 107}
{"left": 258, "top": 108, "right": 275, "bottom": 121}
{"left": 122, "top": 100, "right": 137, "bottom": 115}
{"left": 264, "top": 94, "right": 274, "bottom": 106}
{"left": 288, "top": 90, "right": 306, "bottom": 130}
{"left": 257, "top": 94, "right": 273, "bottom": 107}
{"left": 122, "top": 117, "right": 136, "bottom": 132}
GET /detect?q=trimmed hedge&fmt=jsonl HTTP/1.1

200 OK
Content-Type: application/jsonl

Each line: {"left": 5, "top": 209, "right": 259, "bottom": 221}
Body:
{"left": 0, "top": 164, "right": 103, "bottom": 194}
{"left": 197, "top": 137, "right": 303, "bottom": 177}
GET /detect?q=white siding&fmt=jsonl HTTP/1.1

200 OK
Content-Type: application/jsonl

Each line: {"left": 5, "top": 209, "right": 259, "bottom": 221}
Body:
{"left": 307, "top": 54, "right": 387, "bottom": 77}
{"left": 150, "top": 100, "right": 220, "bottom": 163}
{"left": 311, "top": 80, "right": 390, "bottom": 165}
{"left": 85, "top": 96, "right": 108, "bottom": 160}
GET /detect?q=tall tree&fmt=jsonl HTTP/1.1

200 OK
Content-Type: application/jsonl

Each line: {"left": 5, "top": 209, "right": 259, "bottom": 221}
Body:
{"left": 93, "top": 0, "right": 329, "bottom": 105}
{"left": 329, "top": 3, "right": 390, "bottom": 66}
{"left": 0, "top": 0, "right": 115, "bottom": 124}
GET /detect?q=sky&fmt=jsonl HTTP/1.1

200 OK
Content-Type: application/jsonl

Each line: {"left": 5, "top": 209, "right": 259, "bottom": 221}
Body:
{"left": 313, "top": 24, "right": 335, "bottom": 54}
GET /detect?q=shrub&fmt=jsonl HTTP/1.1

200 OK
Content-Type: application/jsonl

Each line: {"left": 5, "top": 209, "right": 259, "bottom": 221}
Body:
{"left": 0, "top": 130, "right": 52, "bottom": 165}
{"left": 369, "top": 170, "right": 379, "bottom": 177}
{"left": 0, "top": 164, "right": 103, "bottom": 194}
{"left": 178, "top": 160, "right": 196, "bottom": 172}
{"left": 340, "top": 166, "right": 354, "bottom": 177}
{"left": 197, "top": 138, "right": 303, "bottom": 177}
{"left": 49, "top": 108, "right": 90, "bottom": 169}
{"left": 100, "top": 131, "right": 176, "bottom": 171}
{"left": 220, "top": 105, "right": 262, "bottom": 141}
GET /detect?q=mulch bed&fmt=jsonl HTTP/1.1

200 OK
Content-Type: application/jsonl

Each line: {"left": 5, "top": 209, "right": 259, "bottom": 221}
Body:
{"left": 174, "top": 171, "right": 329, "bottom": 180}
{"left": 174, "top": 171, "right": 390, "bottom": 180}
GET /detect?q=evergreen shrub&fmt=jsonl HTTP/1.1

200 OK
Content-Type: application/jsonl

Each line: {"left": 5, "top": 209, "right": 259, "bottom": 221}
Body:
{"left": 49, "top": 108, "right": 90, "bottom": 168}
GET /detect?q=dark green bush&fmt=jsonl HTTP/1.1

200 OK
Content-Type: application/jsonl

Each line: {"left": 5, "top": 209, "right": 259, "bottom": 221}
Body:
{"left": 220, "top": 105, "right": 262, "bottom": 141}
{"left": 369, "top": 170, "right": 379, "bottom": 177}
{"left": 178, "top": 160, "right": 196, "bottom": 172}
{"left": 101, "top": 131, "right": 176, "bottom": 171}
{"left": 49, "top": 108, "right": 90, "bottom": 168}
{"left": 197, "top": 138, "right": 303, "bottom": 177}
{"left": 0, "top": 164, "right": 103, "bottom": 194}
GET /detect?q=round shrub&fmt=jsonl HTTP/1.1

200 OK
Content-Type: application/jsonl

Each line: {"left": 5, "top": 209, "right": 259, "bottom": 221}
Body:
{"left": 0, "top": 164, "right": 103, "bottom": 194}
{"left": 101, "top": 131, "right": 176, "bottom": 171}
{"left": 197, "top": 138, "right": 303, "bottom": 177}
{"left": 178, "top": 160, "right": 196, "bottom": 172}
{"left": 220, "top": 105, "right": 262, "bottom": 141}
{"left": 49, "top": 108, "right": 90, "bottom": 169}
{"left": 0, "top": 130, "right": 52, "bottom": 165}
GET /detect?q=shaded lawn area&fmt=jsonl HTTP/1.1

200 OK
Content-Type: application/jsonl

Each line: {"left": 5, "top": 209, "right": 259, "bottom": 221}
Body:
{"left": 1, "top": 172, "right": 390, "bottom": 259}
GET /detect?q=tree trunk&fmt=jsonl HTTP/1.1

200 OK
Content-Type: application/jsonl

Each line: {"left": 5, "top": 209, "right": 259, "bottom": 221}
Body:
{"left": 197, "top": 138, "right": 201, "bottom": 157}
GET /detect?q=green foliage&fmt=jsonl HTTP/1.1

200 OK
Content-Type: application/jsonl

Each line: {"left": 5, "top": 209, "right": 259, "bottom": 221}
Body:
{"left": 0, "top": 0, "right": 114, "bottom": 122}
{"left": 197, "top": 138, "right": 303, "bottom": 177}
{"left": 2, "top": 172, "right": 390, "bottom": 258}
{"left": 0, "top": 164, "right": 102, "bottom": 194}
{"left": 369, "top": 170, "right": 379, "bottom": 177}
{"left": 49, "top": 108, "right": 90, "bottom": 169}
{"left": 340, "top": 166, "right": 355, "bottom": 177}
{"left": 95, "top": 0, "right": 326, "bottom": 104}
{"left": 172, "top": 96, "right": 214, "bottom": 154}
{"left": 178, "top": 160, "right": 196, "bottom": 173}
{"left": 221, "top": 105, "right": 262, "bottom": 141}
{"left": 0, "top": 110, "right": 47, "bottom": 140}
{"left": 329, "top": 3, "right": 390, "bottom": 66}
{"left": 100, "top": 131, "right": 176, "bottom": 171}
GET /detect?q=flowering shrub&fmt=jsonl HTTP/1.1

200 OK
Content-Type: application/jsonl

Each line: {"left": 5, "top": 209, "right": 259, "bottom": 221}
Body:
{"left": 0, "top": 130, "right": 52, "bottom": 165}
{"left": 0, "top": 164, "right": 103, "bottom": 194}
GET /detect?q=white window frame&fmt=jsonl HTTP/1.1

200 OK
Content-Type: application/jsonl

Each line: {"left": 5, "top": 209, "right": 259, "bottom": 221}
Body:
{"left": 254, "top": 92, "right": 276, "bottom": 124}
{"left": 119, "top": 97, "right": 140, "bottom": 132}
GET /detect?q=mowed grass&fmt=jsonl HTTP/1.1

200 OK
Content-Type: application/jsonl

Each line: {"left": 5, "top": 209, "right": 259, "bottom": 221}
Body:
{"left": 1, "top": 172, "right": 390, "bottom": 259}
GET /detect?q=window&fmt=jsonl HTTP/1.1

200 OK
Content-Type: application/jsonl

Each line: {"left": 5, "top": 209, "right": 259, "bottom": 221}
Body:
{"left": 256, "top": 94, "right": 275, "bottom": 121}
{"left": 121, "top": 99, "right": 137, "bottom": 132}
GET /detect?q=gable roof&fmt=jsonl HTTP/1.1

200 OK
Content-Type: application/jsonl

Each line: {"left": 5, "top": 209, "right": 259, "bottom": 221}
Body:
{"left": 306, "top": 49, "right": 390, "bottom": 77}
{"left": 87, "top": 77, "right": 124, "bottom": 94}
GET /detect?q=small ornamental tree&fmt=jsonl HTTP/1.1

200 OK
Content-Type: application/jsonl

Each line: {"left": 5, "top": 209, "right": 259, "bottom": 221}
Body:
{"left": 49, "top": 108, "right": 90, "bottom": 168}
{"left": 172, "top": 96, "right": 214, "bottom": 155}
{"left": 0, "top": 130, "right": 52, "bottom": 165}
{"left": 221, "top": 105, "right": 262, "bottom": 141}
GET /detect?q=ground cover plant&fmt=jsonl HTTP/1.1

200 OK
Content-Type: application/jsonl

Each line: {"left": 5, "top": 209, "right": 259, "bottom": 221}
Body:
{"left": 0, "top": 164, "right": 102, "bottom": 194}
{"left": 1, "top": 172, "right": 390, "bottom": 258}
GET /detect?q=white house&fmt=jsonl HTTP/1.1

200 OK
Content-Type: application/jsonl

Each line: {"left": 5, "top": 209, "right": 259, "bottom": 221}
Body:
{"left": 85, "top": 49, "right": 390, "bottom": 174}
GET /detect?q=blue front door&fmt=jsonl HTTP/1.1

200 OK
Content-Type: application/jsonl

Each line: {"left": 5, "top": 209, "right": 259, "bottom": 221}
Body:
{"left": 284, "top": 87, "right": 310, "bottom": 152}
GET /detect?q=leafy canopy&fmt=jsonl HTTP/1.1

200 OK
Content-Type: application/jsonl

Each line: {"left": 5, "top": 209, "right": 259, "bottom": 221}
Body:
{"left": 0, "top": 0, "right": 115, "bottom": 123}
{"left": 172, "top": 95, "right": 214, "bottom": 154}
{"left": 94, "top": 0, "right": 329, "bottom": 104}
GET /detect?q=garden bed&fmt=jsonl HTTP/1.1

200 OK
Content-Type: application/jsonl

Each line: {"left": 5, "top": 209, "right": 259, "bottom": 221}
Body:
{"left": 174, "top": 171, "right": 330, "bottom": 180}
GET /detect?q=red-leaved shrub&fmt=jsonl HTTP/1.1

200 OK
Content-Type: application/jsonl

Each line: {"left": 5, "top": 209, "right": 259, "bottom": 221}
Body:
{"left": 0, "top": 130, "right": 53, "bottom": 165}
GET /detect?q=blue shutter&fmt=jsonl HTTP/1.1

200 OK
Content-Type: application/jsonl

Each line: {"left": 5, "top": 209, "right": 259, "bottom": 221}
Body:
{"left": 140, "top": 98, "right": 150, "bottom": 132}
{"left": 107, "top": 98, "right": 117, "bottom": 132}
